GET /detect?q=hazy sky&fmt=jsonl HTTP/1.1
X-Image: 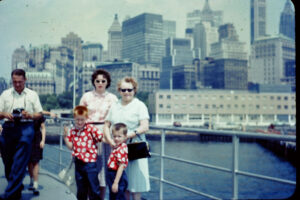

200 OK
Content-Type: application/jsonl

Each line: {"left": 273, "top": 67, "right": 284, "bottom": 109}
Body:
{"left": 0, "top": 0, "right": 290, "bottom": 81}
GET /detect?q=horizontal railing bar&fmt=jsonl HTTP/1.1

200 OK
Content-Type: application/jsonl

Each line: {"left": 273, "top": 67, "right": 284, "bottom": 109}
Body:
{"left": 237, "top": 170, "right": 296, "bottom": 185}
{"left": 150, "top": 152, "right": 231, "bottom": 173}
{"left": 43, "top": 157, "right": 64, "bottom": 167}
{"left": 47, "top": 145, "right": 72, "bottom": 154}
{"left": 162, "top": 179, "right": 222, "bottom": 200}
{"left": 149, "top": 175, "right": 160, "bottom": 181}
{"left": 149, "top": 125, "right": 296, "bottom": 142}
{"left": 149, "top": 175, "right": 220, "bottom": 199}
{"left": 163, "top": 154, "right": 231, "bottom": 173}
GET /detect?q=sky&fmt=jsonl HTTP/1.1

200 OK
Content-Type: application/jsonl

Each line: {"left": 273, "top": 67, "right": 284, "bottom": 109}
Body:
{"left": 0, "top": 0, "right": 291, "bottom": 81}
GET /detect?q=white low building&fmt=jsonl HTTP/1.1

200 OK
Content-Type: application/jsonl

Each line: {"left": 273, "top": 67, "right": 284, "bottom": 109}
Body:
{"left": 148, "top": 89, "right": 296, "bottom": 126}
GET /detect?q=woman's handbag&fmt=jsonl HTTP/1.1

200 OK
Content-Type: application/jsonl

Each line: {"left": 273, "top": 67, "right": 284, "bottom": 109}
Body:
{"left": 127, "top": 134, "right": 151, "bottom": 161}
{"left": 58, "top": 157, "right": 75, "bottom": 186}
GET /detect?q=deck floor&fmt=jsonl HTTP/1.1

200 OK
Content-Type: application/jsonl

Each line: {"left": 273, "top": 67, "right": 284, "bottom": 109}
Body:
{"left": 0, "top": 160, "right": 76, "bottom": 200}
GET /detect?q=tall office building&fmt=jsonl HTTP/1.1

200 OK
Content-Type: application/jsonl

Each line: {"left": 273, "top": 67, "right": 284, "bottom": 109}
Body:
{"left": 206, "top": 24, "right": 248, "bottom": 90}
{"left": 78, "top": 61, "right": 97, "bottom": 96}
{"left": 204, "top": 59, "right": 248, "bottom": 90}
{"left": 279, "top": 0, "right": 295, "bottom": 40}
{"left": 186, "top": 0, "right": 223, "bottom": 29}
{"left": 162, "top": 20, "right": 176, "bottom": 56}
{"left": 163, "top": 20, "right": 176, "bottom": 41}
{"left": 210, "top": 24, "right": 247, "bottom": 60}
{"left": 249, "top": 35, "right": 295, "bottom": 85}
{"left": 28, "top": 45, "right": 50, "bottom": 71}
{"left": 82, "top": 43, "right": 103, "bottom": 62}
{"left": 160, "top": 37, "right": 194, "bottom": 89}
{"left": 250, "top": 0, "right": 267, "bottom": 44}
{"left": 108, "top": 14, "right": 122, "bottom": 61}
{"left": 193, "top": 21, "right": 218, "bottom": 59}
{"left": 122, "top": 13, "right": 164, "bottom": 67}
{"left": 173, "top": 64, "right": 197, "bottom": 89}
{"left": 61, "top": 32, "right": 83, "bottom": 66}
{"left": 25, "top": 71, "right": 55, "bottom": 95}
{"left": 187, "top": 0, "right": 221, "bottom": 59}
{"left": 11, "top": 46, "right": 29, "bottom": 70}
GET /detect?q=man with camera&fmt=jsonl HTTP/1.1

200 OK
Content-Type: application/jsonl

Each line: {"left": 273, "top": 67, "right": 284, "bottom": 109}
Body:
{"left": 0, "top": 69, "right": 43, "bottom": 200}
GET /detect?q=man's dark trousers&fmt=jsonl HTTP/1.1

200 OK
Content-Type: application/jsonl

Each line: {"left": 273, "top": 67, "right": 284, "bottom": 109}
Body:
{"left": 0, "top": 121, "right": 35, "bottom": 199}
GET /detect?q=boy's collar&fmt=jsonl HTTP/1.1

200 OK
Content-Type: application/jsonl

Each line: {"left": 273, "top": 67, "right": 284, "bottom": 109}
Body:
{"left": 74, "top": 124, "right": 87, "bottom": 131}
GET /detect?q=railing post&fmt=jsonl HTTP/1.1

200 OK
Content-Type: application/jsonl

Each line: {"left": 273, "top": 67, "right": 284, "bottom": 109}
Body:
{"left": 232, "top": 135, "right": 239, "bottom": 200}
{"left": 59, "top": 119, "right": 63, "bottom": 171}
{"left": 159, "top": 129, "right": 166, "bottom": 200}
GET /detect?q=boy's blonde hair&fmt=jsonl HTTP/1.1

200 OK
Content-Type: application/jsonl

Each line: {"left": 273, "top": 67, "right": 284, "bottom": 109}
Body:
{"left": 112, "top": 123, "right": 127, "bottom": 136}
{"left": 73, "top": 105, "right": 88, "bottom": 117}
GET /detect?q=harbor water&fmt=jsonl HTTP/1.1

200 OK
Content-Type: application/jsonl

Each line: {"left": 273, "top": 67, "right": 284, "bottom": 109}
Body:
{"left": 40, "top": 138, "right": 296, "bottom": 200}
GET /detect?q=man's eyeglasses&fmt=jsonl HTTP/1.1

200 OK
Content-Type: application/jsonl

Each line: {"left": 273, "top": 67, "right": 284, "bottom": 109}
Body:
{"left": 120, "top": 88, "right": 134, "bottom": 93}
{"left": 95, "top": 80, "right": 107, "bottom": 84}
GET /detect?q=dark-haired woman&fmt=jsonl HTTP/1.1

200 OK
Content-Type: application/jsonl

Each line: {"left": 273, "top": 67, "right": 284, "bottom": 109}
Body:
{"left": 79, "top": 69, "right": 118, "bottom": 199}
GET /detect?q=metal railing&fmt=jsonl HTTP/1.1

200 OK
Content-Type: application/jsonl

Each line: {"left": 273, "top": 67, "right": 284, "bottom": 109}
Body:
{"left": 149, "top": 125, "right": 296, "bottom": 200}
{"left": 43, "top": 119, "right": 296, "bottom": 200}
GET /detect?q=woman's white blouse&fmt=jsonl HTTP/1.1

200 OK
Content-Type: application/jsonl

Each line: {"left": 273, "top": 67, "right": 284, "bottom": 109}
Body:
{"left": 106, "top": 98, "right": 149, "bottom": 142}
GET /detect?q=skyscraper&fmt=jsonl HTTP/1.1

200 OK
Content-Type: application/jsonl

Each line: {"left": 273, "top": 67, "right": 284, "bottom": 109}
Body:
{"left": 279, "top": 0, "right": 295, "bottom": 40}
{"left": 206, "top": 24, "right": 248, "bottom": 90}
{"left": 193, "top": 21, "right": 218, "bottom": 59}
{"left": 186, "top": 0, "right": 222, "bottom": 59}
{"left": 108, "top": 14, "right": 122, "bottom": 61}
{"left": 249, "top": 35, "right": 295, "bottom": 85}
{"left": 61, "top": 32, "right": 83, "bottom": 66}
{"left": 160, "top": 37, "right": 194, "bottom": 89}
{"left": 210, "top": 24, "right": 247, "bottom": 60}
{"left": 122, "top": 13, "right": 164, "bottom": 67}
{"left": 250, "top": 0, "right": 267, "bottom": 44}
{"left": 11, "top": 46, "right": 28, "bottom": 70}
{"left": 82, "top": 43, "right": 103, "bottom": 62}
{"left": 186, "top": 0, "right": 223, "bottom": 29}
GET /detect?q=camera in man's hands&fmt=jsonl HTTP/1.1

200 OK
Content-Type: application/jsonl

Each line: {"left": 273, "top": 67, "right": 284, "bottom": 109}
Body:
{"left": 12, "top": 108, "right": 24, "bottom": 121}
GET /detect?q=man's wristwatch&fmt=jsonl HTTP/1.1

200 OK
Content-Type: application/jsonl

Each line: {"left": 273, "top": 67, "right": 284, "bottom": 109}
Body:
{"left": 134, "top": 130, "right": 139, "bottom": 135}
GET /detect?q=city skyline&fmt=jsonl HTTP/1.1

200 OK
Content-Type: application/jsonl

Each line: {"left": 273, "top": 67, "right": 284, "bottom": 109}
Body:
{"left": 0, "top": 0, "right": 290, "bottom": 80}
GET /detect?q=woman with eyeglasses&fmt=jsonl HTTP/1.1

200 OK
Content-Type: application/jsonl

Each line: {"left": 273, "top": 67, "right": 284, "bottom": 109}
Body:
{"left": 79, "top": 69, "right": 118, "bottom": 200}
{"left": 104, "top": 77, "right": 150, "bottom": 200}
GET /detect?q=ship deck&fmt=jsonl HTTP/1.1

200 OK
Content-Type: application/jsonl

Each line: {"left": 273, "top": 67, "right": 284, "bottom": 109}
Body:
{"left": 0, "top": 161, "right": 76, "bottom": 200}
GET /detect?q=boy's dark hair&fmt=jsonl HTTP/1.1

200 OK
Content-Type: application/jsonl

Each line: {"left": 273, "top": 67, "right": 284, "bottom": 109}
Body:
{"left": 11, "top": 69, "right": 26, "bottom": 78}
{"left": 112, "top": 123, "right": 127, "bottom": 136}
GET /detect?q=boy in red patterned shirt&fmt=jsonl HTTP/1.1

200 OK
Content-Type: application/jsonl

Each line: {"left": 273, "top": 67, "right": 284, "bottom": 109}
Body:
{"left": 106, "top": 123, "right": 128, "bottom": 200}
{"left": 63, "top": 105, "right": 104, "bottom": 200}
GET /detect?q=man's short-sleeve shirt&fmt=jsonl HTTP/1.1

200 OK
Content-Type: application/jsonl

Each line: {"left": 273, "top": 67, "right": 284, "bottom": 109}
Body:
{"left": 67, "top": 124, "right": 103, "bottom": 163}
{"left": 107, "top": 143, "right": 128, "bottom": 170}
{"left": 0, "top": 88, "right": 43, "bottom": 114}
